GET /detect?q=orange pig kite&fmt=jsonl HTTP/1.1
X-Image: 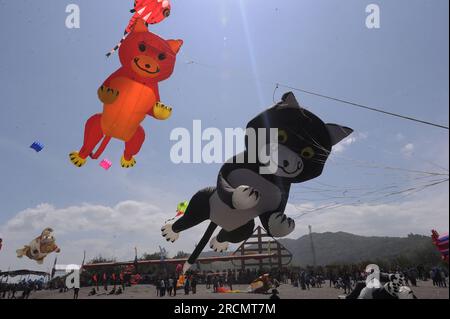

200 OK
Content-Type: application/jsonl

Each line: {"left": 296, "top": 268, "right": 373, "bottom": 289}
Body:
{"left": 70, "top": 18, "right": 183, "bottom": 168}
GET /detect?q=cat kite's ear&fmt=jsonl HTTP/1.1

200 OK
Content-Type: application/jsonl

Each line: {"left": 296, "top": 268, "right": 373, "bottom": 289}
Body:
{"left": 326, "top": 124, "right": 353, "bottom": 146}
{"left": 281, "top": 92, "right": 300, "bottom": 107}
{"left": 276, "top": 92, "right": 300, "bottom": 110}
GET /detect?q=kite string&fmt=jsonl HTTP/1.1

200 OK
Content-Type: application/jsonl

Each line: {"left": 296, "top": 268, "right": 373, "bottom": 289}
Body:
{"left": 276, "top": 83, "right": 449, "bottom": 130}
{"left": 291, "top": 178, "right": 449, "bottom": 220}
{"left": 272, "top": 83, "right": 279, "bottom": 103}
{"left": 182, "top": 54, "right": 449, "bottom": 130}
{"left": 182, "top": 53, "right": 449, "bottom": 215}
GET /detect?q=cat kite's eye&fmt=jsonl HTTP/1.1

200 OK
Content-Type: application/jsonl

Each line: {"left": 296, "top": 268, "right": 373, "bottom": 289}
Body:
{"left": 300, "top": 147, "right": 315, "bottom": 159}
{"left": 278, "top": 130, "right": 288, "bottom": 144}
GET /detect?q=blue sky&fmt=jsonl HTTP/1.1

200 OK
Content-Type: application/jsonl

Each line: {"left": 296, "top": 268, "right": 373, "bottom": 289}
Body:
{"left": 0, "top": 0, "right": 448, "bottom": 270}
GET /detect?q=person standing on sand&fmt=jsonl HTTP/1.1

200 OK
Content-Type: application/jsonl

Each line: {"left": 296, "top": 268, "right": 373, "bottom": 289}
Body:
{"left": 184, "top": 277, "right": 190, "bottom": 295}
{"left": 227, "top": 275, "right": 234, "bottom": 291}
{"left": 120, "top": 272, "right": 125, "bottom": 291}
{"left": 299, "top": 272, "right": 306, "bottom": 290}
{"left": 103, "top": 272, "right": 108, "bottom": 291}
{"left": 435, "top": 270, "right": 443, "bottom": 287}
{"left": 430, "top": 269, "right": 436, "bottom": 286}
{"left": 73, "top": 287, "right": 79, "bottom": 300}
{"left": 160, "top": 279, "right": 166, "bottom": 297}
{"left": 343, "top": 273, "right": 352, "bottom": 295}
{"left": 156, "top": 278, "right": 160, "bottom": 296}
{"left": 92, "top": 273, "right": 99, "bottom": 291}
{"left": 166, "top": 278, "right": 171, "bottom": 296}
{"left": 112, "top": 273, "right": 117, "bottom": 289}
{"left": 167, "top": 278, "right": 173, "bottom": 296}
{"left": 440, "top": 270, "right": 447, "bottom": 288}
{"left": 11, "top": 284, "right": 17, "bottom": 299}
{"left": 191, "top": 276, "right": 197, "bottom": 294}
{"left": 212, "top": 276, "right": 218, "bottom": 293}
{"left": 173, "top": 276, "right": 177, "bottom": 297}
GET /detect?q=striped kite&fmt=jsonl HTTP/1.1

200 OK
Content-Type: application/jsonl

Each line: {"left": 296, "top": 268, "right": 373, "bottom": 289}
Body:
{"left": 107, "top": 0, "right": 171, "bottom": 57}
{"left": 432, "top": 230, "right": 449, "bottom": 262}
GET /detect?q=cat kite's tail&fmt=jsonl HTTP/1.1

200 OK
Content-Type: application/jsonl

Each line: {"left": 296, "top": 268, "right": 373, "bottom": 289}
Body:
{"left": 183, "top": 222, "right": 217, "bottom": 273}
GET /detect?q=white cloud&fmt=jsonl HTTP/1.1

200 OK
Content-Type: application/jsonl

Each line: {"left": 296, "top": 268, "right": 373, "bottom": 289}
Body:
{"left": 285, "top": 191, "right": 449, "bottom": 239}
{"left": 3, "top": 201, "right": 165, "bottom": 235}
{"left": 396, "top": 133, "right": 405, "bottom": 142}
{"left": 0, "top": 201, "right": 210, "bottom": 270}
{"left": 1, "top": 186, "right": 448, "bottom": 271}
{"left": 401, "top": 143, "right": 415, "bottom": 157}
{"left": 332, "top": 132, "right": 368, "bottom": 154}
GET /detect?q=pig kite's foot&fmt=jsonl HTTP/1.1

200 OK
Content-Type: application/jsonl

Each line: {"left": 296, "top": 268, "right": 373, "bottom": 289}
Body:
{"left": 121, "top": 156, "right": 136, "bottom": 168}
{"left": 69, "top": 152, "right": 87, "bottom": 167}
{"left": 120, "top": 156, "right": 136, "bottom": 168}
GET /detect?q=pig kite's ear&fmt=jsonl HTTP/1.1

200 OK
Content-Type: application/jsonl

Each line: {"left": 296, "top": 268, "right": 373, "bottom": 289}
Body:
{"left": 167, "top": 39, "right": 183, "bottom": 54}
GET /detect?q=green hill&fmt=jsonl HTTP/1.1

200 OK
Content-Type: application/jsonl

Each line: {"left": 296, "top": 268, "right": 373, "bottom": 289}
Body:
{"left": 280, "top": 232, "right": 442, "bottom": 267}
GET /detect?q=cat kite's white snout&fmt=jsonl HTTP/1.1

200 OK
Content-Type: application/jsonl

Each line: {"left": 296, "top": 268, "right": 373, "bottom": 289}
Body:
{"left": 282, "top": 153, "right": 304, "bottom": 175}
{"left": 274, "top": 144, "right": 304, "bottom": 178}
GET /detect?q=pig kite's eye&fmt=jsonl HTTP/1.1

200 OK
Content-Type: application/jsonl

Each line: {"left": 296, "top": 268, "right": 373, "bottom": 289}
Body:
{"left": 139, "top": 43, "right": 147, "bottom": 52}
{"left": 158, "top": 53, "right": 167, "bottom": 61}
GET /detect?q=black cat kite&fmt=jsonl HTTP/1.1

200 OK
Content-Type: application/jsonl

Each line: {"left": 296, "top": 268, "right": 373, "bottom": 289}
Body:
{"left": 162, "top": 92, "right": 353, "bottom": 273}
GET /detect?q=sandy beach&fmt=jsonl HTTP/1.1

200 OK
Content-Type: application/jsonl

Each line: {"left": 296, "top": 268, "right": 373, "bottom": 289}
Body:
{"left": 28, "top": 280, "right": 449, "bottom": 300}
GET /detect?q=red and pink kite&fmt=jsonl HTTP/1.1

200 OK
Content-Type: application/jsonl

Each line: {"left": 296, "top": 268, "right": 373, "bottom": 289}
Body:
{"left": 127, "top": 0, "right": 171, "bottom": 33}
{"left": 432, "top": 230, "right": 449, "bottom": 263}
{"left": 107, "top": 0, "right": 171, "bottom": 57}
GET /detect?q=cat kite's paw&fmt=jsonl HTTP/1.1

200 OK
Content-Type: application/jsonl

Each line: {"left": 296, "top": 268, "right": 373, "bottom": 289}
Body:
{"left": 69, "top": 152, "right": 87, "bottom": 168}
{"left": 161, "top": 223, "right": 179, "bottom": 243}
{"left": 232, "top": 185, "right": 260, "bottom": 210}
{"left": 268, "top": 212, "right": 295, "bottom": 237}
{"left": 210, "top": 236, "right": 229, "bottom": 253}
{"left": 153, "top": 102, "right": 172, "bottom": 120}
{"left": 98, "top": 85, "right": 120, "bottom": 104}
{"left": 121, "top": 156, "right": 136, "bottom": 168}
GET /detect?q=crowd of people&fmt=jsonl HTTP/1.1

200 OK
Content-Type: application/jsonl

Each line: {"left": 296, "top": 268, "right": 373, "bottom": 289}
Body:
{"left": 0, "top": 264, "right": 447, "bottom": 299}
{"left": 83, "top": 264, "right": 448, "bottom": 299}
{"left": 430, "top": 268, "right": 448, "bottom": 288}
{"left": 0, "top": 278, "right": 45, "bottom": 299}
{"left": 154, "top": 272, "right": 237, "bottom": 297}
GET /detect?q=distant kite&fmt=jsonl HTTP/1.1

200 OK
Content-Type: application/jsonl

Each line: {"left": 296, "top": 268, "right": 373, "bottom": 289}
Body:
{"left": 129, "top": 0, "right": 171, "bottom": 31}
{"left": 432, "top": 230, "right": 449, "bottom": 262}
{"left": 107, "top": 0, "right": 171, "bottom": 57}
{"left": 30, "top": 141, "right": 44, "bottom": 152}
{"left": 163, "top": 201, "right": 189, "bottom": 234}
{"left": 176, "top": 201, "right": 189, "bottom": 217}
{"left": 100, "top": 159, "right": 112, "bottom": 170}
{"left": 16, "top": 228, "right": 61, "bottom": 264}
